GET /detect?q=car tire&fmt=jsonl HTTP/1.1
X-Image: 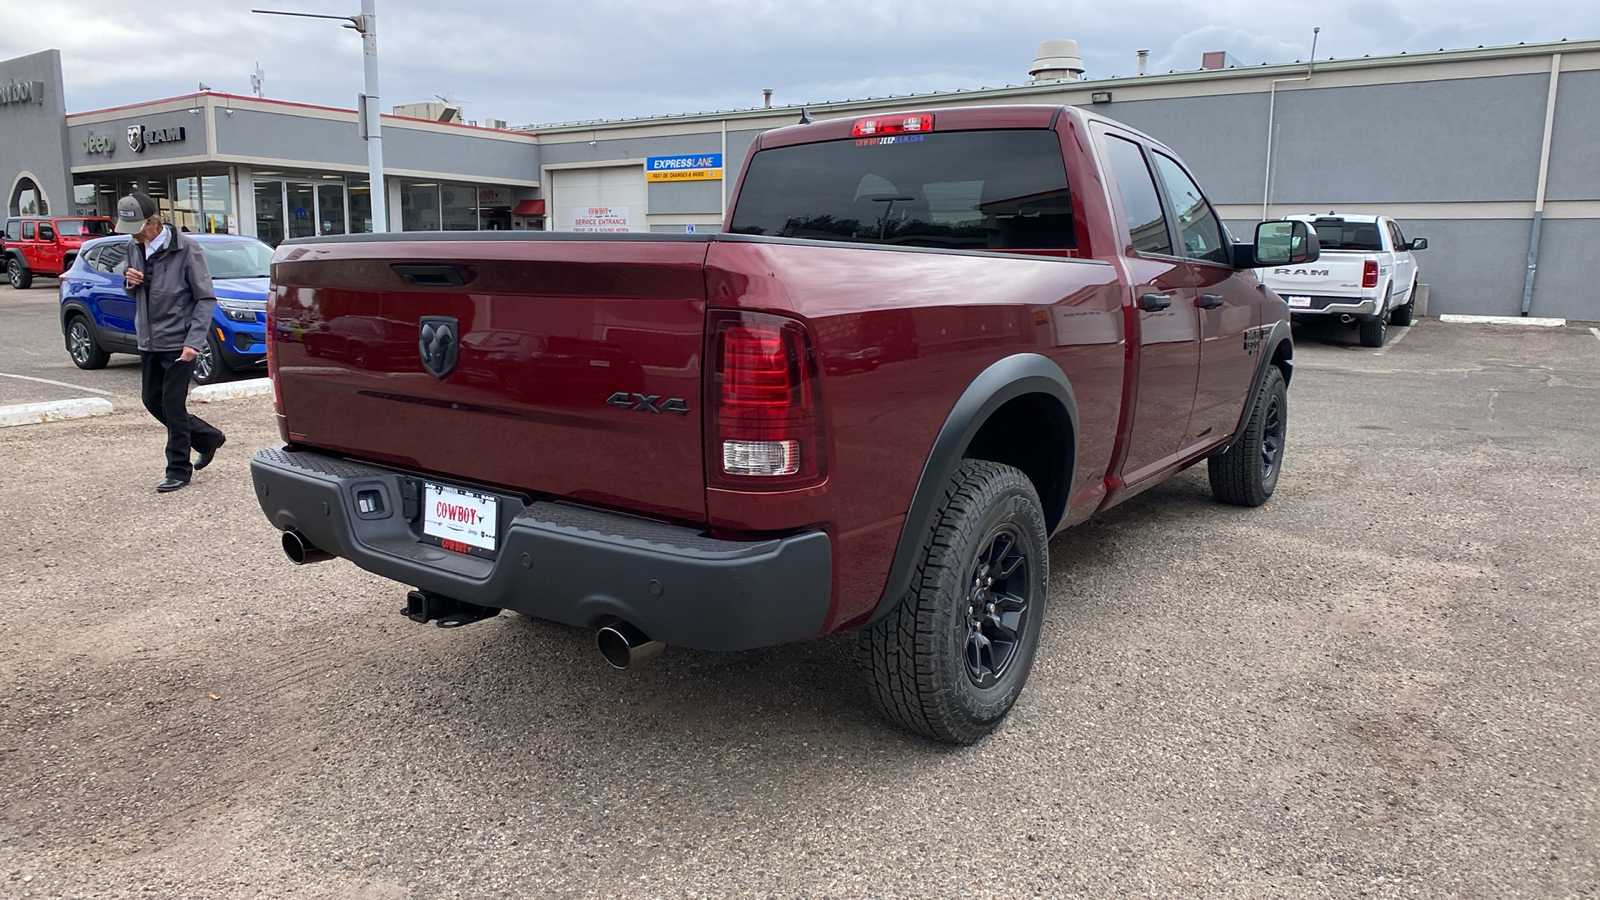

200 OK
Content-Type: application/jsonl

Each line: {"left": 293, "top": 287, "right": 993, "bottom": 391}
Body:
{"left": 7, "top": 258, "right": 31, "bottom": 290}
{"left": 1390, "top": 282, "right": 1416, "bottom": 327}
{"left": 65, "top": 315, "right": 110, "bottom": 370}
{"left": 1359, "top": 290, "right": 1389, "bottom": 347}
{"left": 1208, "top": 366, "right": 1287, "bottom": 507}
{"left": 191, "top": 331, "right": 232, "bottom": 385}
{"left": 861, "top": 460, "right": 1048, "bottom": 745}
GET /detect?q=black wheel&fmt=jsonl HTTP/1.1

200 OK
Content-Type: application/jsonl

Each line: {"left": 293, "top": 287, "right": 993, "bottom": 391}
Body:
{"left": 1209, "top": 366, "right": 1287, "bottom": 507}
{"left": 1359, "top": 290, "right": 1390, "bottom": 347}
{"left": 65, "top": 315, "right": 110, "bottom": 369}
{"left": 7, "top": 258, "right": 31, "bottom": 290}
{"left": 862, "top": 460, "right": 1049, "bottom": 744}
{"left": 1389, "top": 282, "right": 1416, "bottom": 327}
{"left": 191, "top": 331, "right": 232, "bottom": 385}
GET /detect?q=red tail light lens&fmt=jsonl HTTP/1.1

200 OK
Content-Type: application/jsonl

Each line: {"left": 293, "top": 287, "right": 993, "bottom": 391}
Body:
{"left": 707, "top": 310, "right": 826, "bottom": 488}
{"left": 1362, "top": 259, "right": 1379, "bottom": 289}
{"left": 852, "top": 114, "right": 934, "bottom": 137}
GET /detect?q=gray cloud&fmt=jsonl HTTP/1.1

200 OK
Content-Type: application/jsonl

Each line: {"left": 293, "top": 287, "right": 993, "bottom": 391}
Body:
{"left": 1, "top": 0, "right": 1593, "bottom": 126}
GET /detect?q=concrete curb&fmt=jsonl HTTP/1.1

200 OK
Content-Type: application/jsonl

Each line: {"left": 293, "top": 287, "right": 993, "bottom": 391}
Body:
{"left": 0, "top": 398, "right": 115, "bottom": 428}
{"left": 1439, "top": 314, "right": 1566, "bottom": 327}
{"left": 190, "top": 378, "right": 273, "bottom": 403}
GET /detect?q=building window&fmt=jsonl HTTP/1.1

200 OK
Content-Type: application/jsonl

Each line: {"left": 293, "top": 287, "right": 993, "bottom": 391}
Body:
{"left": 9, "top": 177, "right": 47, "bottom": 217}
{"left": 201, "top": 175, "right": 232, "bottom": 233}
{"left": 441, "top": 182, "right": 478, "bottom": 230}
{"left": 401, "top": 180, "right": 440, "bottom": 231}
{"left": 348, "top": 177, "right": 373, "bottom": 234}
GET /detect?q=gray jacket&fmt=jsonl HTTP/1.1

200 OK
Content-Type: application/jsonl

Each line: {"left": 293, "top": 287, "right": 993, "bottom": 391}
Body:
{"left": 122, "top": 225, "right": 216, "bottom": 353}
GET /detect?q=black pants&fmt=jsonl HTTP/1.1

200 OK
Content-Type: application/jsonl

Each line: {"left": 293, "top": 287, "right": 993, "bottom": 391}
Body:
{"left": 140, "top": 350, "right": 226, "bottom": 481}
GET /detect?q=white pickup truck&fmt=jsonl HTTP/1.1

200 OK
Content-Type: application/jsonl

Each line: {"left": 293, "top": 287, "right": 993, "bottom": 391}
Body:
{"left": 1259, "top": 213, "right": 1428, "bottom": 347}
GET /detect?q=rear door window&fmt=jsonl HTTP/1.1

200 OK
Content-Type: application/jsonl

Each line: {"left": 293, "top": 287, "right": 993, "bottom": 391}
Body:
{"left": 96, "top": 240, "right": 130, "bottom": 273}
{"left": 1101, "top": 136, "right": 1173, "bottom": 256}
{"left": 729, "top": 129, "right": 1077, "bottom": 251}
{"left": 22, "top": 222, "right": 35, "bottom": 240}
{"left": 1149, "top": 153, "right": 1229, "bottom": 265}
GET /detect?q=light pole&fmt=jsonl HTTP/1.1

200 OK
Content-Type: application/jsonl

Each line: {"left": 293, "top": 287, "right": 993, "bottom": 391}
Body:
{"left": 252, "top": 1, "right": 388, "bottom": 233}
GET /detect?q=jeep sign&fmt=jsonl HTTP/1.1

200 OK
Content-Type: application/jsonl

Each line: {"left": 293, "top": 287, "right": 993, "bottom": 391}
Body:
{"left": 83, "top": 131, "right": 115, "bottom": 156}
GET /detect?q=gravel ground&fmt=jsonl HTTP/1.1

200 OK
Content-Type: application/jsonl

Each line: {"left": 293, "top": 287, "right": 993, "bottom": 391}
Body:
{"left": 1, "top": 319, "right": 1597, "bottom": 898}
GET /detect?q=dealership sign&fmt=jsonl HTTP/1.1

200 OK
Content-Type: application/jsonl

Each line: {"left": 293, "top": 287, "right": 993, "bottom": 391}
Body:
{"left": 83, "top": 131, "right": 115, "bottom": 156}
{"left": 0, "top": 79, "right": 45, "bottom": 107}
{"left": 126, "top": 124, "right": 187, "bottom": 153}
{"left": 645, "top": 153, "right": 723, "bottom": 182}
{"left": 571, "top": 206, "right": 632, "bottom": 232}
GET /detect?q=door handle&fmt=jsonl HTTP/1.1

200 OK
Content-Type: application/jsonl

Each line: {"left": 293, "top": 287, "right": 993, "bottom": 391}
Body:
{"left": 1199, "top": 293, "right": 1225, "bottom": 309}
{"left": 1139, "top": 292, "right": 1173, "bottom": 311}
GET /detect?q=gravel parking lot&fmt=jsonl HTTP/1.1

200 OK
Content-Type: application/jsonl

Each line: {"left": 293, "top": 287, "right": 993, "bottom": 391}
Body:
{"left": 2, "top": 296, "right": 1597, "bottom": 898}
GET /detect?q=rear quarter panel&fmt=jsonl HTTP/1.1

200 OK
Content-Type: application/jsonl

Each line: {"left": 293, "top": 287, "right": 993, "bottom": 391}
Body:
{"left": 704, "top": 238, "right": 1124, "bottom": 631}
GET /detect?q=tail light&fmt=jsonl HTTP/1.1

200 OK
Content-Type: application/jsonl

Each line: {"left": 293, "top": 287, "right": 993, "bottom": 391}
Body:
{"left": 265, "top": 286, "right": 288, "bottom": 442}
{"left": 706, "top": 310, "right": 826, "bottom": 489}
{"left": 1362, "top": 259, "right": 1379, "bottom": 289}
{"left": 852, "top": 114, "right": 934, "bottom": 137}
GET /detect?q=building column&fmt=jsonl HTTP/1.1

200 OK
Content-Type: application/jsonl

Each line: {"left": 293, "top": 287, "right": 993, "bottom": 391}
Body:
{"left": 233, "top": 166, "right": 256, "bottom": 238}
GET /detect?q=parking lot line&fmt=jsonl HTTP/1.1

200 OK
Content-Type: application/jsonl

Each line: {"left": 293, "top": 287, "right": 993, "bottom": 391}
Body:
{"left": 0, "top": 398, "right": 115, "bottom": 427}
{"left": 1373, "top": 325, "right": 1411, "bottom": 356}
{"left": 0, "top": 371, "right": 116, "bottom": 397}
{"left": 1590, "top": 327, "right": 1600, "bottom": 344}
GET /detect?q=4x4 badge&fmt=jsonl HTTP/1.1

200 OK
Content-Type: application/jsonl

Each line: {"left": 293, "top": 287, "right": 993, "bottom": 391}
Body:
{"left": 606, "top": 392, "right": 689, "bottom": 416}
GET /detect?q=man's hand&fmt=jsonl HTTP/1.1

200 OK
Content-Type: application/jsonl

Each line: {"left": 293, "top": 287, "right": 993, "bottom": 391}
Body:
{"left": 180, "top": 346, "right": 199, "bottom": 362}
{"left": 124, "top": 268, "right": 144, "bottom": 287}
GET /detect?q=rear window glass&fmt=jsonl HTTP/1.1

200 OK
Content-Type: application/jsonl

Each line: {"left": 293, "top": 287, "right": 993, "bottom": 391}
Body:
{"left": 1311, "top": 218, "right": 1383, "bottom": 251}
{"left": 198, "top": 240, "right": 273, "bottom": 279}
{"left": 58, "top": 219, "right": 113, "bottom": 237}
{"left": 729, "top": 129, "right": 1076, "bottom": 251}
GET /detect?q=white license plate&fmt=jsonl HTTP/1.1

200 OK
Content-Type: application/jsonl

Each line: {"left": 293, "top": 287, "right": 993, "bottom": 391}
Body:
{"left": 423, "top": 482, "right": 499, "bottom": 553}
{"left": 1287, "top": 295, "right": 1312, "bottom": 308}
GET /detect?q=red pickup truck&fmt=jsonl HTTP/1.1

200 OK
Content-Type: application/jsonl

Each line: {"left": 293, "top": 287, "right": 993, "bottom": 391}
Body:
{"left": 251, "top": 105, "right": 1317, "bottom": 743}
{"left": 3, "top": 216, "right": 116, "bottom": 289}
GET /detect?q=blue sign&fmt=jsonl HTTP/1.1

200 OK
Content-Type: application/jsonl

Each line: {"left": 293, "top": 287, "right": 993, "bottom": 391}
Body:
{"left": 646, "top": 153, "right": 724, "bottom": 182}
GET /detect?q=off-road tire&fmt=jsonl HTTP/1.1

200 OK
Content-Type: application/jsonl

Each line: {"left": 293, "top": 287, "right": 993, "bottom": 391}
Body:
{"left": 1359, "top": 289, "right": 1390, "bottom": 347}
{"left": 1389, "top": 282, "right": 1416, "bottom": 327}
{"left": 65, "top": 315, "right": 110, "bottom": 370}
{"left": 192, "top": 331, "right": 232, "bottom": 385}
{"left": 861, "top": 460, "right": 1048, "bottom": 744}
{"left": 7, "top": 258, "right": 31, "bottom": 290}
{"left": 1208, "top": 366, "right": 1287, "bottom": 507}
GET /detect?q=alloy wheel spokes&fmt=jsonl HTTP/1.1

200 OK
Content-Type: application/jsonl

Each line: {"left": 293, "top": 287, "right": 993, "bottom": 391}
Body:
{"left": 963, "top": 525, "right": 1030, "bottom": 687}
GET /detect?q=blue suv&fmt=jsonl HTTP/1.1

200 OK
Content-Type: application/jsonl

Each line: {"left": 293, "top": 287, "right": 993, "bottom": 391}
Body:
{"left": 59, "top": 233, "right": 273, "bottom": 384}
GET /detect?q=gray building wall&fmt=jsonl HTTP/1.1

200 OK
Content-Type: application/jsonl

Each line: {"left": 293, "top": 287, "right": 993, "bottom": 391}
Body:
{"left": 0, "top": 50, "right": 71, "bottom": 218}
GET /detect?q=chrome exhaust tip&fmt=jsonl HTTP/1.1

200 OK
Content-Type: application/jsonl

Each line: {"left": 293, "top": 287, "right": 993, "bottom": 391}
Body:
{"left": 1340, "top": 314, "right": 1355, "bottom": 324}
{"left": 596, "top": 621, "right": 665, "bottom": 670}
{"left": 281, "top": 529, "right": 333, "bottom": 565}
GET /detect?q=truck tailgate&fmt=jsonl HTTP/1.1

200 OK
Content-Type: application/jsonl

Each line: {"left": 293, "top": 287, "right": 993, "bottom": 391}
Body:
{"left": 269, "top": 238, "right": 710, "bottom": 523}
{"left": 1262, "top": 251, "right": 1369, "bottom": 298}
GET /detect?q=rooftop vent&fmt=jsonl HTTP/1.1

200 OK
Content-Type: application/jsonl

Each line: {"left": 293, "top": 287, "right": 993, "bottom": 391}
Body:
{"left": 1030, "top": 40, "right": 1085, "bottom": 82}
{"left": 1201, "top": 51, "right": 1243, "bottom": 70}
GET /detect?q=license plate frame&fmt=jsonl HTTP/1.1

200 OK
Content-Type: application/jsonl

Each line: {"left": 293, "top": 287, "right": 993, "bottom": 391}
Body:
{"left": 421, "top": 481, "right": 500, "bottom": 559}
{"left": 1287, "top": 295, "right": 1313, "bottom": 309}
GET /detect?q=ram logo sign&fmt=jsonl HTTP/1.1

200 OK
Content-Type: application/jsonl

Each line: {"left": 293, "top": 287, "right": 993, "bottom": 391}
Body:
{"left": 1273, "top": 268, "right": 1330, "bottom": 277}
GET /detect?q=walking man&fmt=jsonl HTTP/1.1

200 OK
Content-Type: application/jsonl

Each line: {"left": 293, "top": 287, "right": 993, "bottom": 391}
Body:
{"left": 115, "top": 191, "right": 226, "bottom": 492}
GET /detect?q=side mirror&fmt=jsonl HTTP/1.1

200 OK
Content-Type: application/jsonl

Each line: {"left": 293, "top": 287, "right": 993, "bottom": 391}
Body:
{"left": 1252, "top": 220, "right": 1320, "bottom": 267}
{"left": 1408, "top": 237, "right": 1428, "bottom": 251}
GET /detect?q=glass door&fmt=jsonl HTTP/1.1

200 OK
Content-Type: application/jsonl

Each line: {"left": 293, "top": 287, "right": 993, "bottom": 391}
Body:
{"left": 254, "top": 180, "right": 285, "bottom": 246}
{"left": 286, "top": 182, "right": 316, "bottom": 240}
{"left": 316, "top": 183, "right": 347, "bottom": 235}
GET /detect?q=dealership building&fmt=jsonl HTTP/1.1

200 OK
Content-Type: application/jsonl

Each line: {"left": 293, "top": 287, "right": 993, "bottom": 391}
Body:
{"left": 2, "top": 38, "right": 1596, "bottom": 319}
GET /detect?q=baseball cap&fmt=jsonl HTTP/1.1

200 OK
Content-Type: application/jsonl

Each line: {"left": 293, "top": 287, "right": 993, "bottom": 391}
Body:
{"left": 113, "top": 191, "right": 158, "bottom": 234}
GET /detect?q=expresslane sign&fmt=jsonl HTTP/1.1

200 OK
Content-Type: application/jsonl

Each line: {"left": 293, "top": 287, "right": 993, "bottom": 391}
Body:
{"left": 645, "top": 153, "right": 723, "bottom": 183}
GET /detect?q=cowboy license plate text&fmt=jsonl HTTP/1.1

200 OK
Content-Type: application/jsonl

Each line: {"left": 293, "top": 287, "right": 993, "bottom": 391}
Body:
{"left": 423, "top": 482, "right": 499, "bottom": 553}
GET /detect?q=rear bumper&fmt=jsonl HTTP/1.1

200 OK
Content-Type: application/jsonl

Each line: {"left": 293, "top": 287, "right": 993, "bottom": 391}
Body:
{"left": 1286, "top": 295, "right": 1378, "bottom": 318}
{"left": 249, "top": 448, "right": 833, "bottom": 651}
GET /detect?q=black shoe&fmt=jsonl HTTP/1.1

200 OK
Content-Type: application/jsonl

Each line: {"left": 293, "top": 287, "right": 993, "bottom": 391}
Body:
{"left": 195, "top": 434, "right": 226, "bottom": 471}
{"left": 156, "top": 477, "right": 189, "bottom": 493}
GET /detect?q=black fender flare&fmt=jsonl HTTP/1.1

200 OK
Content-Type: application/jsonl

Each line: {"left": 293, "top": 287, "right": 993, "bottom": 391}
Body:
{"left": 59, "top": 298, "right": 97, "bottom": 334}
{"left": 1225, "top": 319, "right": 1293, "bottom": 447}
{"left": 862, "top": 352, "right": 1079, "bottom": 628}
{"left": 3, "top": 248, "right": 27, "bottom": 271}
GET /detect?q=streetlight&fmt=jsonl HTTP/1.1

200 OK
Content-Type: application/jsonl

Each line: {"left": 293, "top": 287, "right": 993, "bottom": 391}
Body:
{"left": 251, "top": 0, "right": 388, "bottom": 233}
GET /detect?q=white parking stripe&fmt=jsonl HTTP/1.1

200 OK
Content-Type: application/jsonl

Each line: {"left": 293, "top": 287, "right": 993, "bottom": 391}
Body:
{"left": 1590, "top": 327, "right": 1600, "bottom": 344}
{"left": 1374, "top": 325, "right": 1411, "bottom": 355}
{"left": 0, "top": 398, "right": 114, "bottom": 427}
{"left": 0, "top": 371, "right": 116, "bottom": 396}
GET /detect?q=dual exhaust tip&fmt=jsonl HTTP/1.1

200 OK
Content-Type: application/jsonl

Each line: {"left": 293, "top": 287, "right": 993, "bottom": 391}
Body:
{"left": 280, "top": 527, "right": 664, "bottom": 669}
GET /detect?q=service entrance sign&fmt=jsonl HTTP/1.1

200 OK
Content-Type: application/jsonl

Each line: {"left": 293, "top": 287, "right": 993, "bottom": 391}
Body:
{"left": 571, "top": 206, "right": 632, "bottom": 232}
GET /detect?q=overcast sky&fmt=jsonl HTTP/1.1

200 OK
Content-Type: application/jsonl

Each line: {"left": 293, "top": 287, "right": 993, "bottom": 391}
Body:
{"left": 4, "top": 0, "right": 1596, "bottom": 128}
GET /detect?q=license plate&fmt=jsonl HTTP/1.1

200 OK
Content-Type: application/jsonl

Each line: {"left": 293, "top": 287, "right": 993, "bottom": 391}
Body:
{"left": 1287, "top": 295, "right": 1312, "bottom": 308}
{"left": 423, "top": 482, "right": 499, "bottom": 556}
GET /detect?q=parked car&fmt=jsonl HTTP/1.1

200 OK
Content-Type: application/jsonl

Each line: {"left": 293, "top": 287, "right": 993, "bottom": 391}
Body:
{"left": 1258, "top": 213, "right": 1427, "bottom": 347}
{"left": 250, "top": 104, "right": 1316, "bottom": 744}
{"left": 3, "top": 215, "right": 116, "bottom": 289}
{"left": 58, "top": 233, "right": 273, "bottom": 384}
